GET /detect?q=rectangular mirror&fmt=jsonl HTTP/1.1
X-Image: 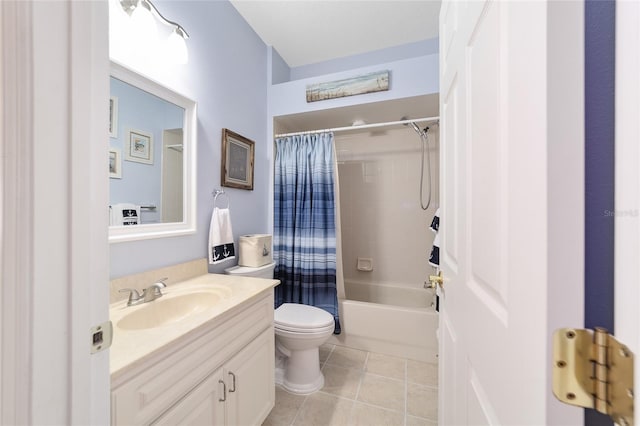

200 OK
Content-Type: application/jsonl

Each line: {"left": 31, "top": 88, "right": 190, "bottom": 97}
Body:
{"left": 109, "top": 61, "right": 197, "bottom": 243}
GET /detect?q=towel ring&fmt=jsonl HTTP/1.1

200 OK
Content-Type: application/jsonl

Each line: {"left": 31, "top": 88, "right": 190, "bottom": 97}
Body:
{"left": 213, "top": 189, "right": 230, "bottom": 209}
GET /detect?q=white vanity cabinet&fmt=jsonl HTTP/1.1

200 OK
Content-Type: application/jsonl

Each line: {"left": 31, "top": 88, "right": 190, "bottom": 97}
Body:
{"left": 111, "top": 291, "right": 275, "bottom": 426}
{"left": 152, "top": 369, "right": 225, "bottom": 426}
{"left": 152, "top": 329, "right": 274, "bottom": 426}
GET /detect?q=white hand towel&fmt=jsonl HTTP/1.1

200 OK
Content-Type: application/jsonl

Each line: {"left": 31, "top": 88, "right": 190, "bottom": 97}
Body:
{"left": 429, "top": 232, "right": 440, "bottom": 267}
{"left": 110, "top": 203, "right": 140, "bottom": 226}
{"left": 430, "top": 208, "right": 440, "bottom": 233}
{"left": 209, "top": 207, "right": 235, "bottom": 264}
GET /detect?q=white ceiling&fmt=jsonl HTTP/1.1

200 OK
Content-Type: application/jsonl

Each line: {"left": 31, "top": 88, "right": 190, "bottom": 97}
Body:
{"left": 229, "top": 0, "right": 441, "bottom": 68}
{"left": 229, "top": 1, "right": 441, "bottom": 132}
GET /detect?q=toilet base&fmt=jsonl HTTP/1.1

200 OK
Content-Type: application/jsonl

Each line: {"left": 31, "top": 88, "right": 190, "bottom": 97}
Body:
{"left": 275, "top": 347, "right": 325, "bottom": 395}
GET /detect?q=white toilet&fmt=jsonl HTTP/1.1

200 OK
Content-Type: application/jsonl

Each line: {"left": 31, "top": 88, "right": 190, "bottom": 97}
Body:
{"left": 224, "top": 262, "right": 335, "bottom": 394}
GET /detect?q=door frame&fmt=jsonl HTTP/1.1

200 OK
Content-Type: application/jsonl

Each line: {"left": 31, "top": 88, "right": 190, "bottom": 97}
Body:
{"left": 1, "top": 1, "right": 110, "bottom": 424}
{"left": 614, "top": 0, "right": 640, "bottom": 418}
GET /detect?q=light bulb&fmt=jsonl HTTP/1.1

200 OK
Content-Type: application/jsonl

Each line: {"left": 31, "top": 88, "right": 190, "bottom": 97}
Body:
{"left": 167, "top": 29, "right": 188, "bottom": 65}
{"left": 129, "top": 1, "right": 157, "bottom": 49}
{"left": 109, "top": 0, "right": 135, "bottom": 60}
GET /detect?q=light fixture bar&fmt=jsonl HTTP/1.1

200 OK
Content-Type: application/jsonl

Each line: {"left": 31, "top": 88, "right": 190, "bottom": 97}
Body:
{"left": 119, "top": 0, "right": 189, "bottom": 39}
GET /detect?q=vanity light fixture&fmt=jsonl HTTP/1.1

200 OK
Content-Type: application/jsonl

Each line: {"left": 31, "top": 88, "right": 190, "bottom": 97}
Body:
{"left": 117, "top": 0, "right": 189, "bottom": 64}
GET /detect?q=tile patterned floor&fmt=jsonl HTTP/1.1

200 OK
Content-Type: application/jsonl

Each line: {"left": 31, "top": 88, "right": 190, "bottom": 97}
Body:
{"left": 263, "top": 344, "right": 438, "bottom": 426}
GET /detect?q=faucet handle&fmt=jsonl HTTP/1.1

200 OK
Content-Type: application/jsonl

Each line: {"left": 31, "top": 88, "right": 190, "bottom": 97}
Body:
{"left": 154, "top": 277, "right": 168, "bottom": 288}
{"left": 118, "top": 288, "right": 143, "bottom": 306}
{"left": 143, "top": 278, "right": 167, "bottom": 301}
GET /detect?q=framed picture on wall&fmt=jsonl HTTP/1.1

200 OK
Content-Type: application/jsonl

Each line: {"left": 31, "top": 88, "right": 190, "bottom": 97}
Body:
{"left": 125, "top": 129, "right": 154, "bottom": 164}
{"left": 221, "top": 128, "right": 255, "bottom": 190}
{"left": 109, "top": 96, "right": 118, "bottom": 138}
{"left": 109, "top": 148, "right": 122, "bottom": 179}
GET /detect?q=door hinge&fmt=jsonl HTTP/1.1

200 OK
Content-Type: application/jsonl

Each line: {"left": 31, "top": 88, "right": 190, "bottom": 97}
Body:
{"left": 552, "top": 327, "right": 634, "bottom": 426}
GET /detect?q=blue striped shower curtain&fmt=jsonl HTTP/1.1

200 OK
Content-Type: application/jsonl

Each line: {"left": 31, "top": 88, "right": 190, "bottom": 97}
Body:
{"left": 274, "top": 132, "right": 340, "bottom": 333}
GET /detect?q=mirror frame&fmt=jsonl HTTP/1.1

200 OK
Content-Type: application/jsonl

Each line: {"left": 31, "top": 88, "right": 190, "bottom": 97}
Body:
{"left": 109, "top": 61, "right": 197, "bottom": 243}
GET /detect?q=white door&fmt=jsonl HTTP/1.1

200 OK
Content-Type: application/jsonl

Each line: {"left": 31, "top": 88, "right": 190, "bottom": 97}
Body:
{"left": 615, "top": 0, "right": 640, "bottom": 418}
{"left": 1, "top": 1, "right": 110, "bottom": 424}
{"left": 438, "top": 1, "right": 584, "bottom": 424}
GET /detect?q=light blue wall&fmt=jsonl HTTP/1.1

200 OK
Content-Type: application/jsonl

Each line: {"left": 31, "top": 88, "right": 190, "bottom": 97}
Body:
{"left": 110, "top": 77, "right": 184, "bottom": 224}
{"left": 269, "top": 54, "right": 439, "bottom": 118}
{"left": 271, "top": 48, "right": 290, "bottom": 85}
{"left": 110, "top": 0, "right": 268, "bottom": 278}
{"left": 289, "top": 38, "right": 439, "bottom": 81}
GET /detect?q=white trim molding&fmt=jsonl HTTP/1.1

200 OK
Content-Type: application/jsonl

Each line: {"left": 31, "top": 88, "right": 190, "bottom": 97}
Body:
{"left": 615, "top": 0, "right": 640, "bottom": 418}
{"left": 1, "top": 1, "right": 35, "bottom": 424}
{"left": 1, "top": 1, "right": 110, "bottom": 424}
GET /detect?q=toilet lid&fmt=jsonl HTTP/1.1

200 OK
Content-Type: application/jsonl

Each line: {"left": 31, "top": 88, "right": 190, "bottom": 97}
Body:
{"left": 274, "top": 303, "right": 334, "bottom": 332}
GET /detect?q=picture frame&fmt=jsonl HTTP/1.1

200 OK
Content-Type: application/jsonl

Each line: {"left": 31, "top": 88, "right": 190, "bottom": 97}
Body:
{"left": 109, "top": 96, "right": 118, "bottom": 138}
{"left": 221, "top": 128, "right": 255, "bottom": 190}
{"left": 125, "top": 129, "right": 154, "bottom": 164}
{"left": 109, "top": 148, "right": 122, "bottom": 179}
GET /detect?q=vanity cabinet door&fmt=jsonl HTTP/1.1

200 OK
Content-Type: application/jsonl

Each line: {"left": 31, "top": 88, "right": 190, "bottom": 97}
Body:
{"left": 225, "top": 328, "right": 275, "bottom": 426}
{"left": 152, "top": 368, "right": 225, "bottom": 426}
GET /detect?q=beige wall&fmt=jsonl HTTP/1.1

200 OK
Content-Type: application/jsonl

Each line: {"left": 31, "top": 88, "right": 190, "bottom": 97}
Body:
{"left": 336, "top": 126, "right": 439, "bottom": 289}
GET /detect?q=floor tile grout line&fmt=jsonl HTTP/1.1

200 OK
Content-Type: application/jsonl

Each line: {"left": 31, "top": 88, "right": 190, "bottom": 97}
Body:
{"left": 353, "top": 351, "right": 369, "bottom": 402}
{"left": 404, "top": 358, "right": 408, "bottom": 426}
{"left": 287, "top": 391, "right": 308, "bottom": 426}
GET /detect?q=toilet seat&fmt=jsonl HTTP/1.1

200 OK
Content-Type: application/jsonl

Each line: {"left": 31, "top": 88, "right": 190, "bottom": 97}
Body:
{"left": 275, "top": 303, "right": 334, "bottom": 333}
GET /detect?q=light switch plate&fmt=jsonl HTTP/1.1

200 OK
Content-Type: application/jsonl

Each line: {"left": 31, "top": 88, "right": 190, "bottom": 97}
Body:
{"left": 90, "top": 321, "right": 113, "bottom": 354}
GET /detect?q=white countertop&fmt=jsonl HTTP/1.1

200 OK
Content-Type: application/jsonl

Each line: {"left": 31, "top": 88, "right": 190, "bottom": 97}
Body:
{"left": 110, "top": 273, "right": 279, "bottom": 377}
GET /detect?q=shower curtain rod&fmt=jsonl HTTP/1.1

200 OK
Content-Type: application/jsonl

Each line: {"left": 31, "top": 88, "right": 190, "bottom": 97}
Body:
{"left": 274, "top": 116, "right": 440, "bottom": 138}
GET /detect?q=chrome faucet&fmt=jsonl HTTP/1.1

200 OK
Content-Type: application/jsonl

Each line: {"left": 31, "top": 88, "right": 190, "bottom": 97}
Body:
{"left": 143, "top": 278, "right": 167, "bottom": 302}
{"left": 118, "top": 288, "right": 144, "bottom": 306}
{"left": 118, "top": 278, "right": 168, "bottom": 306}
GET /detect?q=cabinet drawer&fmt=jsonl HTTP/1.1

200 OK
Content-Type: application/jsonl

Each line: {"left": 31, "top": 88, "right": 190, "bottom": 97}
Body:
{"left": 112, "top": 293, "right": 273, "bottom": 425}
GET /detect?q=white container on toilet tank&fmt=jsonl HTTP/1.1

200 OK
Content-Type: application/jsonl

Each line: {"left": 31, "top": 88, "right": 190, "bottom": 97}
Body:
{"left": 239, "top": 234, "right": 272, "bottom": 267}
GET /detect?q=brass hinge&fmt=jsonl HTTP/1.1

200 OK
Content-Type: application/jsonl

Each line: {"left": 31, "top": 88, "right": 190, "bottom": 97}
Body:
{"left": 553, "top": 328, "right": 634, "bottom": 425}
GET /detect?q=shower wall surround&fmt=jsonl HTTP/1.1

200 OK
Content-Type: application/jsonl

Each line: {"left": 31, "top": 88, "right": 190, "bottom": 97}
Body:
{"left": 337, "top": 127, "right": 440, "bottom": 288}
{"left": 110, "top": 1, "right": 269, "bottom": 278}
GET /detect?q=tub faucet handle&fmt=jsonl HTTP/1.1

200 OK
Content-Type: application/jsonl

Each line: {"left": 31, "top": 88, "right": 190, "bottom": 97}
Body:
{"left": 428, "top": 271, "right": 444, "bottom": 289}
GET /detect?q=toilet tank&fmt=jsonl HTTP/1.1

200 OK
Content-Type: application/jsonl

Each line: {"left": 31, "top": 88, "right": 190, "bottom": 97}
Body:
{"left": 224, "top": 261, "right": 276, "bottom": 279}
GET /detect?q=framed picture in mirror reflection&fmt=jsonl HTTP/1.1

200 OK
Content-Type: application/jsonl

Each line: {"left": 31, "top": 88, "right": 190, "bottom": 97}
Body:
{"left": 221, "top": 128, "right": 254, "bottom": 190}
{"left": 109, "top": 148, "right": 122, "bottom": 179}
{"left": 109, "top": 96, "right": 118, "bottom": 138}
{"left": 126, "top": 129, "right": 153, "bottom": 165}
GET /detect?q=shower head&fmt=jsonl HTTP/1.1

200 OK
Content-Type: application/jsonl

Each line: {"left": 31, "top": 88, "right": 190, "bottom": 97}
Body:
{"left": 410, "top": 122, "right": 423, "bottom": 135}
{"left": 401, "top": 117, "right": 429, "bottom": 138}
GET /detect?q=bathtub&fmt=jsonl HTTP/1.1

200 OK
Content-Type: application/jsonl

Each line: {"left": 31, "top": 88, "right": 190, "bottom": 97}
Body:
{"left": 327, "top": 280, "right": 439, "bottom": 363}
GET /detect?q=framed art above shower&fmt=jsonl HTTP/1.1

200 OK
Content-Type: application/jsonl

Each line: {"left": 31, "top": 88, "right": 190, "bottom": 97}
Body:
{"left": 221, "top": 128, "right": 254, "bottom": 191}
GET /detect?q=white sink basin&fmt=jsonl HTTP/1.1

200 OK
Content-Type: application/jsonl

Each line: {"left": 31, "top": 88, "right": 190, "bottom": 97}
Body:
{"left": 117, "top": 291, "right": 224, "bottom": 330}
